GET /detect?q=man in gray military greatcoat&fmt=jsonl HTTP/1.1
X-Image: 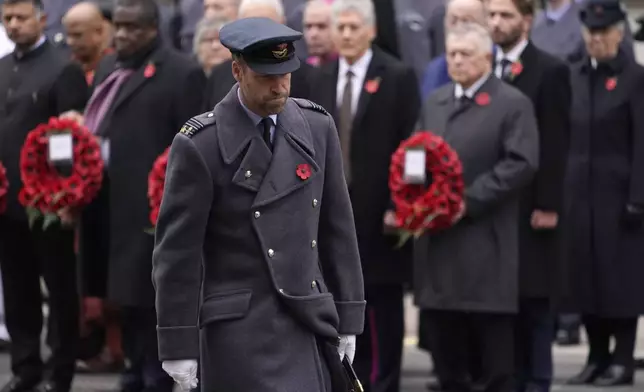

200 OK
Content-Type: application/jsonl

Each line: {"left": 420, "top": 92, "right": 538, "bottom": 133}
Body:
{"left": 152, "top": 17, "right": 366, "bottom": 392}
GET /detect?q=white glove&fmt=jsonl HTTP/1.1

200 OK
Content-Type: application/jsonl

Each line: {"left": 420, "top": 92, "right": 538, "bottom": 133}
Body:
{"left": 162, "top": 360, "right": 199, "bottom": 391}
{"left": 338, "top": 335, "right": 356, "bottom": 363}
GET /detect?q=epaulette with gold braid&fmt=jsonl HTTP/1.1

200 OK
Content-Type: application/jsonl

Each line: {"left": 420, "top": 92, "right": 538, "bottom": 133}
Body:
{"left": 179, "top": 111, "right": 216, "bottom": 138}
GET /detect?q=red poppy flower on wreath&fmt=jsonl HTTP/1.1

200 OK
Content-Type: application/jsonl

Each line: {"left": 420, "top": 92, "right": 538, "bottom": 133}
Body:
{"left": 0, "top": 162, "right": 8, "bottom": 214}
{"left": 605, "top": 77, "right": 617, "bottom": 91}
{"left": 364, "top": 77, "right": 381, "bottom": 94}
{"left": 19, "top": 117, "right": 104, "bottom": 230}
{"left": 144, "top": 62, "right": 156, "bottom": 78}
{"left": 296, "top": 163, "right": 312, "bottom": 180}
{"left": 388, "top": 131, "right": 465, "bottom": 246}
{"left": 475, "top": 92, "right": 490, "bottom": 106}
{"left": 147, "top": 147, "right": 170, "bottom": 227}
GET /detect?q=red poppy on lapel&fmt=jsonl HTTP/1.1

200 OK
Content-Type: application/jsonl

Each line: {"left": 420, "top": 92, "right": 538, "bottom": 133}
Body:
{"left": 605, "top": 77, "right": 617, "bottom": 91}
{"left": 511, "top": 62, "right": 523, "bottom": 77}
{"left": 475, "top": 92, "right": 490, "bottom": 106}
{"left": 144, "top": 63, "right": 156, "bottom": 78}
{"left": 296, "top": 163, "right": 311, "bottom": 180}
{"left": 364, "top": 77, "right": 381, "bottom": 94}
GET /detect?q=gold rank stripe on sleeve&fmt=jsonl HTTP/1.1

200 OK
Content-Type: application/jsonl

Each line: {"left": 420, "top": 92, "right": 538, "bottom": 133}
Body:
{"left": 293, "top": 98, "right": 330, "bottom": 116}
{"left": 179, "top": 114, "right": 214, "bottom": 138}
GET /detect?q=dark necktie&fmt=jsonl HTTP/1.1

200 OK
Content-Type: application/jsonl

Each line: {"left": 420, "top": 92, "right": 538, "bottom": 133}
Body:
{"left": 261, "top": 117, "right": 273, "bottom": 151}
{"left": 339, "top": 70, "right": 354, "bottom": 184}
{"left": 499, "top": 58, "right": 512, "bottom": 80}
{"left": 455, "top": 95, "right": 472, "bottom": 110}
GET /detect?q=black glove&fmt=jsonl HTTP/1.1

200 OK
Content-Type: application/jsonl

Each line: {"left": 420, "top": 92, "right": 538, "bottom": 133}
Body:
{"left": 622, "top": 204, "right": 644, "bottom": 229}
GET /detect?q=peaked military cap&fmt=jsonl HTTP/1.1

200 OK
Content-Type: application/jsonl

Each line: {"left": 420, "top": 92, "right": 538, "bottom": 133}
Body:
{"left": 219, "top": 17, "right": 303, "bottom": 75}
{"left": 580, "top": 0, "right": 626, "bottom": 29}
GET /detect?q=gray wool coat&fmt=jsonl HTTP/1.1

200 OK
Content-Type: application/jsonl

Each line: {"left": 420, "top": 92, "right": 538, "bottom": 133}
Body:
{"left": 152, "top": 86, "right": 366, "bottom": 392}
{"left": 414, "top": 76, "right": 539, "bottom": 314}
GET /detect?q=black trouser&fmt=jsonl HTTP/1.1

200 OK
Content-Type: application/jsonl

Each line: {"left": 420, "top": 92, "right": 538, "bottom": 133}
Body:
{"left": 582, "top": 315, "right": 638, "bottom": 369}
{"left": 427, "top": 309, "right": 514, "bottom": 392}
{"left": 353, "top": 284, "right": 405, "bottom": 392}
{"left": 120, "top": 307, "right": 174, "bottom": 392}
{"left": 515, "top": 298, "right": 554, "bottom": 392}
{"left": 0, "top": 217, "right": 79, "bottom": 389}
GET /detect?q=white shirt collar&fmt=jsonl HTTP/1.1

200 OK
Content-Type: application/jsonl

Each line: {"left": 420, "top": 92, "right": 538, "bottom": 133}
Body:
{"left": 495, "top": 39, "right": 529, "bottom": 64}
{"left": 590, "top": 58, "right": 598, "bottom": 69}
{"left": 454, "top": 72, "right": 492, "bottom": 99}
{"left": 338, "top": 48, "right": 373, "bottom": 82}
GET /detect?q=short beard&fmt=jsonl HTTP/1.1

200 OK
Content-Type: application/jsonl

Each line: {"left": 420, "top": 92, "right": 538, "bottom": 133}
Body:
{"left": 498, "top": 27, "right": 524, "bottom": 52}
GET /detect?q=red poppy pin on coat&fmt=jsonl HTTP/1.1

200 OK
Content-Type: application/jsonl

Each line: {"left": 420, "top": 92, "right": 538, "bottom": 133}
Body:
{"left": 144, "top": 63, "right": 156, "bottom": 78}
{"left": 605, "top": 77, "right": 617, "bottom": 91}
{"left": 511, "top": 62, "right": 523, "bottom": 77}
{"left": 475, "top": 92, "right": 490, "bottom": 106}
{"left": 296, "top": 164, "right": 311, "bottom": 180}
{"left": 364, "top": 77, "right": 381, "bottom": 94}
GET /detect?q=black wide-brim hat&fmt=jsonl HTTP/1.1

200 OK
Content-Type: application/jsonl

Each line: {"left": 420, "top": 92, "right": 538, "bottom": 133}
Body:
{"left": 580, "top": 0, "right": 626, "bottom": 29}
{"left": 219, "top": 17, "right": 303, "bottom": 75}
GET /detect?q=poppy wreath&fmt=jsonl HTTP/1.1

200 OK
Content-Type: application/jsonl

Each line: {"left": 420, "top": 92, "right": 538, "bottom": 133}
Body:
{"left": 19, "top": 117, "right": 104, "bottom": 230}
{"left": 148, "top": 147, "right": 170, "bottom": 227}
{"left": 0, "top": 162, "right": 8, "bottom": 214}
{"left": 388, "top": 131, "right": 465, "bottom": 246}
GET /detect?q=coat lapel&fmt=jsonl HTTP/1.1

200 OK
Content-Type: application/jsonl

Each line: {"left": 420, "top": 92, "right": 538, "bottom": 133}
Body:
{"left": 111, "top": 49, "right": 165, "bottom": 112}
{"left": 446, "top": 76, "right": 499, "bottom": 134}
{"left": 252, "top": 99, "right": 320, "bottom": 208}
{"left": 351, "top": 50, "right": 385, "bottom": 131}
{"left": 216, "top": 85, "right": 272, "bottom": 193}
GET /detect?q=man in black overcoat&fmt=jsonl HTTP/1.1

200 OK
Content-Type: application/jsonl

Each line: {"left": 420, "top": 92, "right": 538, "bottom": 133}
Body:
{"left": 317, "top": 0, "right": 420, "bottom": 391}
{"left": 487, "top": 0, "right": 571, "bottom": 391}
{"left": 67, "top": 0, "right": 205, "bottom": 389}
{"left": 0, "top": 0, "right": 89, "bottom": 391}
{"left": 202, "top": 0, "right": 330, "bottom": 111}
{"left": 563, "top": 0, "right": 644, "bottom": 386}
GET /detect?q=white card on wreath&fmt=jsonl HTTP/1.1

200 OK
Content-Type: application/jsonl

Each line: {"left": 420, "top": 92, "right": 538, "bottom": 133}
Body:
{"left": 404, "top": 148, "right": 426, "bottom": 184}
{"left": 48, "top": 133, "right": 73, "bottom": 163}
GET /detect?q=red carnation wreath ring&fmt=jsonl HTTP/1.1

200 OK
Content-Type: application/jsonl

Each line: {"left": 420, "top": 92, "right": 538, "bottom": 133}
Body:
{"left": 388, "top": 131, "right": 465, "bottom": 245}
{"left": 19, "top": 117, "right": 104, "bottom": 229}
{"left": 148, "top": 147, "right": 170, "bottom": 227}
{"left": 0, "top": 162, "right": 8, "bottom": 214}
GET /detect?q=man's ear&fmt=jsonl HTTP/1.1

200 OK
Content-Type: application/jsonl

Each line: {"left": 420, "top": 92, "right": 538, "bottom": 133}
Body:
{"left": 232, "top": 60, "right": 242, "bottom": 82}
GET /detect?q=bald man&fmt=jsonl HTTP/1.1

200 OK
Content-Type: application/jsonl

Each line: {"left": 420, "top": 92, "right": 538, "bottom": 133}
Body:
{"left": 303, "top": 0, "right": 336, "bottom": 67}
{"left": 63, "top": 1, "right": 112, "bottom": 85}
{"left": 202, "top": 0, "right": 331, "bottom": 111}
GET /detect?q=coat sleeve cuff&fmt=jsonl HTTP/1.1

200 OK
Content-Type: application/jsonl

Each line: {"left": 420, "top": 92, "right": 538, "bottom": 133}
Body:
{"left": 336, "top": 300, "right": 366, "bottom": 335}
{"left": 157, "top": 326, "right": 200, "bottom": 361}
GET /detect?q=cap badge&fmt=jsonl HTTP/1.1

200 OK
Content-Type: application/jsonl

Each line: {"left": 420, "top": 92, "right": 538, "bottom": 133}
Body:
{"left": 272, "top": 43, "right": 289, "bottom": 59}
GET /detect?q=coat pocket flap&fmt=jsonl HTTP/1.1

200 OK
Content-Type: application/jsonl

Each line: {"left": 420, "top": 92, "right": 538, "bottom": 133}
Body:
{"left": 199, "top": 289, "right": 252, "bottom": 327}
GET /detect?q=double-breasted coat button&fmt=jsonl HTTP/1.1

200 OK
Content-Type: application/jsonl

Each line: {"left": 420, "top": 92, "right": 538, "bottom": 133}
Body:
{"left": 311, "top": 240, "right": 317, "bottom": 248}
{"left": 207, "top": 113, "right": 214, "bottom": 118}
{"left": 268, "top": 249, "right": 275, "bottom": 258}
{"left": 254, "top": 211, "right": 260, "bottom": 218}
{"left": 311, "top": 281, "right": 317, "bottom": 289}
{"left": 312, "top": 199, "right": 318, "bottom": 207}
{"left": 279, "top": 289, "right": 284, "bottom": 294}
{"left": 245, "top": 170, "right": 252, "bottom": 178}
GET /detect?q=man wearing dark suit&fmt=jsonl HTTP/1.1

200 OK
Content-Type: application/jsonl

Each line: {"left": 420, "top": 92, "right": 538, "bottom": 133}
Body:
{"left": 487, "top": 1, "right": 571, "bottom": 391}
{"left": 318, "top": 1, "right": 420, "bottom": 391}
{"left": 202, "top": 0, "right": 328, "bottom": 111}
{"left": 416, "top": 22, "right": 539, "bottom": 392}
{"left": 0, "top": 1, "right": 89, "bottom": 391}
{"left": 65, "top": 0, "right": 205, "bottom": 390}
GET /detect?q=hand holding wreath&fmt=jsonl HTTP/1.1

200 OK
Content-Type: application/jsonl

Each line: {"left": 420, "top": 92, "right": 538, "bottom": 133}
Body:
{"left": 388, "top": 131, "right": 465, "bottom": 246}
{"left": 19, "top": 117, "right": 104, "bottom": 229}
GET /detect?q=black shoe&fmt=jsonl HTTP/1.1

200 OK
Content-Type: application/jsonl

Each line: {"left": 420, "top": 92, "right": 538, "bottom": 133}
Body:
{"left": 566, "top": 363, "right": 605, "bottom": 385}
{"left": 594, "top": 365, "right": 634, "bottom": 387}
{"left": 636, "top": 358, "right": 644, "bottom": 369}
{"left": 0, "top": 377, "right": 41, "bottom": 392}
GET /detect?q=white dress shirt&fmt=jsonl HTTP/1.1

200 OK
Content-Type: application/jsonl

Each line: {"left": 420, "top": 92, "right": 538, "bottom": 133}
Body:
{"left": 336, "top": 48, "right": 373, "bottom": 116}
{"left": 454, "top": 72, "right": 492, "bottom": 99}
{"left": 0, "top": 26, "right": 15, "bottom": 58}
{"left": 494, "top": 39, "right": 529, "bottom": 79}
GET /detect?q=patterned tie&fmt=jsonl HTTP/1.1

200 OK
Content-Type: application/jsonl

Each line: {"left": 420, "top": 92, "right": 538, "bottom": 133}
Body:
{"left": 83, "top": 68, "right": 134, "bottom": 134}
{"left": 339, "top": 70, "right": 354, "bottom": 184}
{"left": 261, "top": 117, "right": 273, "bottom": 152}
